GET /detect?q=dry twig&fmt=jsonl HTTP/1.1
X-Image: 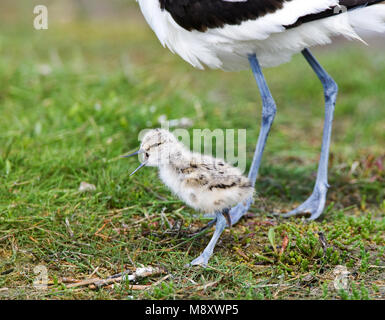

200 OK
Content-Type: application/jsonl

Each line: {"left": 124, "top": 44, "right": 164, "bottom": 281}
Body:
{"left": 63, "top": 267, "right": 167, "bottom": 289}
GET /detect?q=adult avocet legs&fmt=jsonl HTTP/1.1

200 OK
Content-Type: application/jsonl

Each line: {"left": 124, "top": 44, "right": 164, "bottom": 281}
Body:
{"left": 227, "top": 54, "right": 277, "bottom": 226}
{"left": 281, "top": 48, "right": 338, "bottom": 220}
{"left": 135, "top": 0, "right": 385, "bottom": 265}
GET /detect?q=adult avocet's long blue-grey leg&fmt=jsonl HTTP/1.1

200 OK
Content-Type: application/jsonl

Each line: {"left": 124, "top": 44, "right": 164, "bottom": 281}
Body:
{"left": 229, "top": 53, "right": 277, "bottom": 225}
{"left": 281, "top": 48, "right": 338, "bottom": 220}
{"left": 189, "top": 54, "right": 277, "bottom": 267}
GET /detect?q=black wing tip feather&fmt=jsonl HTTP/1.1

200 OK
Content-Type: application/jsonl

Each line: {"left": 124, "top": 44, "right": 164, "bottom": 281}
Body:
{"left": 286, "top": 0, "right": 385, "bottom": 29}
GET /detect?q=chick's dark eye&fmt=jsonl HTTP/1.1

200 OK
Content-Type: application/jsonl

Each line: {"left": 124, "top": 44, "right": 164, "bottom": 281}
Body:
{"left": 145, "top": 152, "right": 149, "bottom": 158}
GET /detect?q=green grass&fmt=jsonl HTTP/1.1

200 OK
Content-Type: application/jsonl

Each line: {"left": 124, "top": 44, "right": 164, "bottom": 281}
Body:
{"left": 0, "top": 7, "right": 384, "bottom": 300}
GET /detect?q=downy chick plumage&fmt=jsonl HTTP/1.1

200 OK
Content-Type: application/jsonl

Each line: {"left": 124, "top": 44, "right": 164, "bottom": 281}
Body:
{"left": 129, "top": 129, "right": 254, "bottom": 218}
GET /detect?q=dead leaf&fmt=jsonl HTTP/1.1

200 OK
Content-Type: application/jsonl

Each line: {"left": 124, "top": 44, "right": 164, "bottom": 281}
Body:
{"left": 280, "top": 233, "right": 289, "bottom": 255}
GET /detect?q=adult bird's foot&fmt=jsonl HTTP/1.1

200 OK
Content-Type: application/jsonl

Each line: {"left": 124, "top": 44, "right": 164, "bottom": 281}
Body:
{"left": 185, "top": 253, "right": 210, "bottom": 268}
{"left": 279, "top": 184, "right": 329, "bottom": 221}
{"left": 229, "top": 198, "right": 253, "bottom": 226}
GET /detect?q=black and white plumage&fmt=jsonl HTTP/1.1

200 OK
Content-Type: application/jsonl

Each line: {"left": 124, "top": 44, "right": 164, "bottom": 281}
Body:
{"left": 135, "top": 0, "right": 385, "bottom": 266}
{"left": 138, "top": 0, "right": 385, "bottom": 70}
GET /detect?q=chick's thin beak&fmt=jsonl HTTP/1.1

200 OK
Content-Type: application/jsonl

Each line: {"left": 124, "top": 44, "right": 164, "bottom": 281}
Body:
{"left": 121, "top": 150, "right": 142, "bottom": 158}
{"left": 129, "top": 162, "right": 147, "bottom": 176}
{"left": 121, "top": 150, "right": 147, "bottom": 176}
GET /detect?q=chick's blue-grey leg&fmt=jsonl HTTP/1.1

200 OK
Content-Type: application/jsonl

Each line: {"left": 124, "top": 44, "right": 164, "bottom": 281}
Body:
{"left": 190, "top": 217, "right": 217, "bottom": 236}
{"left": 229, "top": 54, "right": 277, "bottom": 225}
{"left": 188, "top": 213, "right": 227, "bottom": 267}
{"left": 281, "top": 48, "right": 338, "bottom": 220}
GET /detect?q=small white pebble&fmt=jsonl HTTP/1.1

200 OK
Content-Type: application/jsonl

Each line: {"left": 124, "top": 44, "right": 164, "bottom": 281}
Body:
{"left": 135, "top": 267, "right": 155, "bottom": 277}
{"left": 94, "top": 103, "right": 102, "bottom": 111}
{"left": 123, "top": 275, "right": 136, "bottom": 281}
{"left": 37, "top": 64, "right": 52, "bottom": 76}
{"left": 78, "top": 182, "right": 96, "bottom": 192}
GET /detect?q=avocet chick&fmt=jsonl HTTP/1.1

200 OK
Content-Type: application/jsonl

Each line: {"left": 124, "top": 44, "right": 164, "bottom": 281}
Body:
{"left": 124, "top": 129, "right": 254, "bottom": 266}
